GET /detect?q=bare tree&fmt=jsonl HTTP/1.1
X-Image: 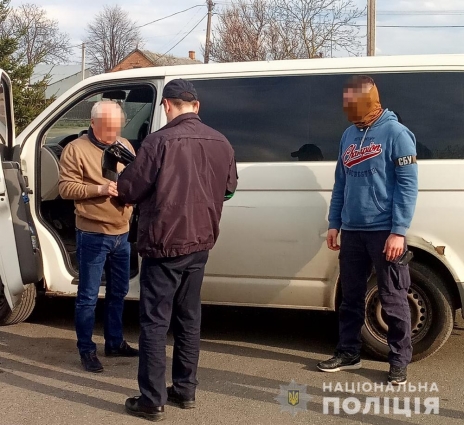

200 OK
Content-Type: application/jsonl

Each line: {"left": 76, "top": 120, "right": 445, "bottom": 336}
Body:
{"left": 207, "top": 0, "right": 285, "bottom": 62}
{"left": 207, "top": 0, "right": 365, "bottom": 63}
{"left": 85, "top": 5, "right": 144, "bottom": 74}
{"left": 276, "top": 0, "right": 366, "bottom": 58}
{"left": 2, "top": 3, "right": 72, "bottom": 66}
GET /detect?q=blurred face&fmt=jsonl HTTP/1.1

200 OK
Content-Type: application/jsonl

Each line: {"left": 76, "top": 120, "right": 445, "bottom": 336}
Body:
{"left": 91, "top": 103, "right": 124, "bottom": 144}
{"left": 343, "top": 84, "right": 370, "bottom": 120}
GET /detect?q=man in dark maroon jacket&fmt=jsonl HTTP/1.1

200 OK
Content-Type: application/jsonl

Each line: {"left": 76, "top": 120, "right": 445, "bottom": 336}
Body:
{"left": 118, "top": 79, "right": 238, "bottom": 422}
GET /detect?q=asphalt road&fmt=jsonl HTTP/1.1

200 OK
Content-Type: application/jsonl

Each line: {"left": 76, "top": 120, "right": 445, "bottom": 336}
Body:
{"left": 0, "top": 297, "right": 462, "bottom": 425}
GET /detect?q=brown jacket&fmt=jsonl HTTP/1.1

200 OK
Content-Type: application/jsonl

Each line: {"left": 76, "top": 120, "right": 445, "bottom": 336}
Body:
{"left": 58, "top": 135, "right": 134, "bottom": 235}
{"left": 117, "top": 113, "right": 238, "bottom": 258}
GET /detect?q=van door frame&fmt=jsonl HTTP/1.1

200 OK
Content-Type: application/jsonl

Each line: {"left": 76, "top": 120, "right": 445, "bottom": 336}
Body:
{"left": 0, "top": 71, "right": 38, "bottom": 309}
{"left": 32, "top": 78, "right": 164, "bottom": 281}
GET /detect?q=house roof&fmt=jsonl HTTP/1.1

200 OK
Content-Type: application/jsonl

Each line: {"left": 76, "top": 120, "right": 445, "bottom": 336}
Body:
{"left": 141, "top": 50, "right": 202, "bottom": 66}
{"left": 31, "top": 64, "right": 91, "bottom": 85}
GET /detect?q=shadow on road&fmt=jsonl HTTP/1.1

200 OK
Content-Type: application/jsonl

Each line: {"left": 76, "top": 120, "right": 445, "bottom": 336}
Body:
{"left": 0, "top": 297, "right": 462, "bottom": 423}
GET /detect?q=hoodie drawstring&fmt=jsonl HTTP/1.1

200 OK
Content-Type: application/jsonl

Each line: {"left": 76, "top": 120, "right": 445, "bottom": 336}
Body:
{"left": 359, "top": 126, "right": 370, "bottom": 149}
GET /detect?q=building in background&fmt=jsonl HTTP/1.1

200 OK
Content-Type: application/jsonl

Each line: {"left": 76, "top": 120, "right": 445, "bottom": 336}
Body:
{"left": 111, "top": 49, "right": 201, "bottom": 72}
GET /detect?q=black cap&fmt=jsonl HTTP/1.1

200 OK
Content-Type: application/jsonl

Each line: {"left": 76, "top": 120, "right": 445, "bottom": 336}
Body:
{"left": 291, "top": 144, "right": 324, "bottom": 161}
{"left": 160, "top": 79, "right": 198, "bottom": 104}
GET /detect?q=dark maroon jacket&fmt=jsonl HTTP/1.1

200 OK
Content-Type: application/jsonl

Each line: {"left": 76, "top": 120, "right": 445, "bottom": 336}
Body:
{"left": 117, "top": 113, "right": 238, "bottom": 258}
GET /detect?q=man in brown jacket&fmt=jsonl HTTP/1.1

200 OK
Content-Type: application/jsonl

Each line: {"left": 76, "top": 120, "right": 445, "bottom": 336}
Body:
{"left": 118, "top": 79, "right": 238, "bottom": 422}
{"left": 59, "top": 100, "right": 138, "bottom": 373}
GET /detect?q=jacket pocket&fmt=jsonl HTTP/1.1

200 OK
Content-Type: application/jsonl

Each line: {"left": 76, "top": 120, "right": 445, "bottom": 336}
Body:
{"left": 342, "top": 185, "right": 386, "bottom": 226}
{"left": 148, "top": 220, "right": 158, "bottom": 249}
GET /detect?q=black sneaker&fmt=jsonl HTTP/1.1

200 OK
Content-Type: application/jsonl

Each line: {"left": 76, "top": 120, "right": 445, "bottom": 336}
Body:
{"left": 105, "top": 340, "right": 139, "bottom": 357}
{"left": 125, "top": 396, "right": 166, "bottom": 422}
{"left": 81, "top": 351, "right": 103, "bottom": 373}
{"left": 317, "top": 352, "right": 362, "bottom": 372}
{"left": 167, "top": 385, "right": 196, "bottom": 409}
{"left": 388, "top": 366, "right": 407, "bottom": 385}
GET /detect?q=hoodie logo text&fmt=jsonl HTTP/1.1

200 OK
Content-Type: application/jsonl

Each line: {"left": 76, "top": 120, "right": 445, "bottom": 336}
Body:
{"left": 343, "top": 142, "right": 383, "bottom": 168}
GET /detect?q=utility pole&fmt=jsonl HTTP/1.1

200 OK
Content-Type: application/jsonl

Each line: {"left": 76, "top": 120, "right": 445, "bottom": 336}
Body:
{"left": 81, "top": 42, "right": 86, "bottom": 80}
{"left": 367, "top": 0, "right": 376, "bottom": 56}
{"left": 204, "top": 0, "right": 214, "bottom": 64}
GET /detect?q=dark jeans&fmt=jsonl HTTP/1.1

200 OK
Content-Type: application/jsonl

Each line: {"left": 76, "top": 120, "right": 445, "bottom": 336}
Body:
{"left": 75, "top": 230, "right": 130, "bottom": 356}
{"left": 337, "top": 230, "right": 412, "bottom": 367}
{"left": 138, "top": 251, "right": 209, "bottom": 407}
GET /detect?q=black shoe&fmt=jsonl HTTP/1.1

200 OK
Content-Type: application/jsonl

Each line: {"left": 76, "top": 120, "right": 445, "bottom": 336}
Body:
{"left": 125, "top": 397, "right": 166, "bottom": 422}
{"left": 167, "top": 385, "right": 196, "bottom": 409}
{"left": 317, "top": 352, "right": 362, "bottom": 372}
{"left": 388, "top": 365, "right": 407, "bottom": 385}
{"left": 80, "top": 351, "right": 104, "bottom": 373}
{"left": 105, "top": 340, "right": 139, "bottom": 357}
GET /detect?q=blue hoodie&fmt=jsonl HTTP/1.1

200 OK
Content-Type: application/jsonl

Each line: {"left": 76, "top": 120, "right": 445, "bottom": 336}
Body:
{"left": 328, "top": 109, "right": 418, "bottom": 236}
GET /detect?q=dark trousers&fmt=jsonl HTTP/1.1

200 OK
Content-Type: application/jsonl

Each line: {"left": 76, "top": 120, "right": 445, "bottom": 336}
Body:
{"left": 336, "top": 230, "right": 412, "bottom": 367}
{"left": 75, "top": 230, "right": 130, "bottom": 356}
{"left": 138, "top": 250, "right": 209, "bottom": 407}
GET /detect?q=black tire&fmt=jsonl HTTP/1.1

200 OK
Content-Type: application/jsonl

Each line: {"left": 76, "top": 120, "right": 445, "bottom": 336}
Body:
{"left": 0, "top": 283, "right": 36, "bottom": 326}
{"left": 361, "top": 261, "right": 454, "bottom": 362}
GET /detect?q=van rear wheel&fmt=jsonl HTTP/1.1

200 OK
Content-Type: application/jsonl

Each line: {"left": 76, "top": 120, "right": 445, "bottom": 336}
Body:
{"left": 0, "top": 283, "right": 37, "bottom": 325}
{"left": 361, "top": 261, "right": 454, "bottom": 362}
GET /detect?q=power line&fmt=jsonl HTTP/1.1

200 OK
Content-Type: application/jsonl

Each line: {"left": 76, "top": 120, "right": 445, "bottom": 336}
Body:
{"left": 381, "top": 25, "right": 464, "bottom": 28}
{"left": 353, "top": 24, "right": 464, "bottom": 28}
{"left": 68, "top": 5, "right": 206, "bottom": 48}
{"left": 213, "top": 10, "right": 464, "bottom": 29}
{"left": 144, "top": 30, "right": 205, "bottom": 41}
{"left": 136, "top": 5, "right": 204, "bottom": 29}
{"left": 378, "top": 10, "right": 464, "bottom": 15}
{"left": 215, "top": 2, "right": 464, "bottom": 16}
{"left": 155, "top": 14, "right": 207, "bottom": 61}
{"left": 157, "top": 6, "right": 204, "bottom": 49}
{"left": 67, "top": 3, "right": 464, "bottom": 61}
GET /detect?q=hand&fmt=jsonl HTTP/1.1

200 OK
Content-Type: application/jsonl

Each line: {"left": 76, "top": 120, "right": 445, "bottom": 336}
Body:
{"left": 327, "top": 229, "right": 340, "bottom": 251}
{"left": 383, "top": 234, "right": 405, "bottom": 262}
{"left": 98, "top": 181, "right": 118, "bottom": 197}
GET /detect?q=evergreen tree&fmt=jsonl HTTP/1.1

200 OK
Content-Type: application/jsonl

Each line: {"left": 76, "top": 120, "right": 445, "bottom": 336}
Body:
{"left": 0, "top": 0, "right": 53, "bottom": 134}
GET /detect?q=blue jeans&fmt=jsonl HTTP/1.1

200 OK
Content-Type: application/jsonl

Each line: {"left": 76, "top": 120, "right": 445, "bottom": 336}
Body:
{"left": 75, "top": 230, "right": 130, "bottom": 356}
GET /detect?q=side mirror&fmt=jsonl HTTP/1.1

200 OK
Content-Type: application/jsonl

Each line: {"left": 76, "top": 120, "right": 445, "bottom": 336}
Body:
{"left": 102, "top": 140, "right": 135, "bottom": 182}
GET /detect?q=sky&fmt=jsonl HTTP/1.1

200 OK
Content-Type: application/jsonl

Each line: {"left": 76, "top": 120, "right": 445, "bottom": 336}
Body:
{"left": 9, "top": 0, "right": 464, "bottom": 64}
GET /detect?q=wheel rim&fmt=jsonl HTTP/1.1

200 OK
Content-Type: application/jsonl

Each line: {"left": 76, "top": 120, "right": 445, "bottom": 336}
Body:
{"left": 365, "top": 277, "right": 433, "bottom": 345}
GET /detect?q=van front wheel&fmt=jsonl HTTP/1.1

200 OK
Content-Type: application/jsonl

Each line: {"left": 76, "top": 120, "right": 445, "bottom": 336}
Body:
{"left": 0, "top": 282, "right": 37, "bottom": 325}
{"left": 361, "top": 262, "right": 454, "bottom": 362}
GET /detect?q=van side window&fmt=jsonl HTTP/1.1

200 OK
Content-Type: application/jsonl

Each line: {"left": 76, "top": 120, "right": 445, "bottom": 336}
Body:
{"left": 193, "top": 72, "right": 464, "bottom": 161}
{"left": 372, "top": 72, "right": 464, "bottom": 160}
{"left": 193, "top": 76, "right": 341, "bottom": 162}
{"left": 44, "top": 85, "right": 156, "bottom": 152}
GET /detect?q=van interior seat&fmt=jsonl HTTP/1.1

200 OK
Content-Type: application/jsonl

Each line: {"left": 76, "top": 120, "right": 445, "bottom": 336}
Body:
{"left": 40, "top": 144, "right": 63, "bottom": 201}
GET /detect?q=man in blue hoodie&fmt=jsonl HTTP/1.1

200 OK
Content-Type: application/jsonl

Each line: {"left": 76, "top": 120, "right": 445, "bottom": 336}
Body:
{"left": 317, "top": 75, "right": 418, "bottom": 385}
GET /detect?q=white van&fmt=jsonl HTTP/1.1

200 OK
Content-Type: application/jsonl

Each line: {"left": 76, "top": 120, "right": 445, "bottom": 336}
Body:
{"left": 1, "top": 54, "right": 463, "bottom": 362}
